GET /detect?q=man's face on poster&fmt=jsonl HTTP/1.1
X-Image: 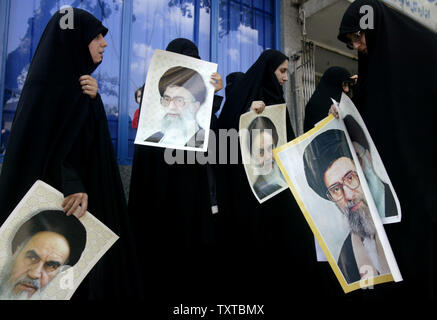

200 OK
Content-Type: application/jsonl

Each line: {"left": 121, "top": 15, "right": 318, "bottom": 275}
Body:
{"left": 160, "top": 85, "right": 200, "bottom": 134}
{"left": 0, "top": 231, "right": 70, "bottom": 299}
{"left": 251, "top": 130, "right": 275, "bottom": 171}
{"left": 323, "top": 157, "right": 376, "bottom": 238}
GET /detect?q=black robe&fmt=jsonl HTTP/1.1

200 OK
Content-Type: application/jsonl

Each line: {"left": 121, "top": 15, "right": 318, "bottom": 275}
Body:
{"left": 128, "top": 38, "right": 223, "bottom": 303}
{"left": 338, "top": 0, "right": 437, "bottom": 300}
{"left": 224, "top": 71, "right": 245, "bottom": 100}
{"left": 0, "top": 9, "right": 142, "bottom": 299}
{"left": 303, "top": 66, "right": 351, "bottom": 132}
{"left": 215, "top": 50, "right": 320, "bottom": 301}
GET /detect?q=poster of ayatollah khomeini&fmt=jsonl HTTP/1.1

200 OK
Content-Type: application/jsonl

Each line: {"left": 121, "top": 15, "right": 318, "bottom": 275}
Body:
{"left": 135, "top": 49, "right": 217, "bottom": 152}
{"left": 0, "top": 181, "right": 118, "bottom": 300}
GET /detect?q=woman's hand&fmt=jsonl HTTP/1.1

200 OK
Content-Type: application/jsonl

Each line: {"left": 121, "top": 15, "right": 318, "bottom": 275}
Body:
{"left": 62, "top": 192, "right": 88, "bottom": 218}
{"left": 250, "top": 101, "right": 266, "bottom": 114}
{"left": 329, "top": 104, "right": 339, "bottom": 119}
{"left": 80, "top": 75, "right": 98, "bottom": 99}
{"left": 210, "top": 72, "right": 223, "bottom": 93}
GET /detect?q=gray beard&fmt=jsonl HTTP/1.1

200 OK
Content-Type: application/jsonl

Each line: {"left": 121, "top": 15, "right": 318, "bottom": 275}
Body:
{"left": 161, "top": 105, "right": 197, "bottom": 140}
{"left": 345, "top": 200, "right": 376, "bottom": 239}
{"left": 161, "top": 114, "right": 187, "bottom": 138}
{"left": 0, "top": 251, "right": 43, "bottom": 300}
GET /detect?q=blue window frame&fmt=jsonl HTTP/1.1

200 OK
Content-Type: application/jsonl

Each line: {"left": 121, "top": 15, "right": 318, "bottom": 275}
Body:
{"left": 0, "top": 0, "right": 11, "bottom": 157}
{"left": 0, "top": 0, "right": 280, "bottom": 164}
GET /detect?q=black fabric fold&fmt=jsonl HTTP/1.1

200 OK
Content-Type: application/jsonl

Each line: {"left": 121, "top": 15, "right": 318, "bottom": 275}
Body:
{"left": 304, "top": 66, "right": 351, "bottom": 132}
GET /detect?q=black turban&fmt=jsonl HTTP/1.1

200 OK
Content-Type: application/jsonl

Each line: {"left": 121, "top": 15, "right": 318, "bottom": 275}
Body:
{"left": 343, "top": 115, "right": 369, "bottom": 150}
{"left": 303, "top": 129, "right": 353, "bottom": 200}
{"left": 158, "top": 66, "right": 207, "bottom": 105}
{"left": 12, "top": 210, "right": 87, "bottom": 266}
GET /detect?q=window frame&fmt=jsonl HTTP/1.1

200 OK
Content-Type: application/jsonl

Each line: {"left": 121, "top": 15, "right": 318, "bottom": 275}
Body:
{"left": 0, "top": 0, "right": 11, "bottom": 157}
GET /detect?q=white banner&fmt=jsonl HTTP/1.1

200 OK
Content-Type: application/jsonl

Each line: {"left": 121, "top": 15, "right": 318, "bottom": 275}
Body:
{"left": 382, "top": 0, "right": 437, "bottom": 31}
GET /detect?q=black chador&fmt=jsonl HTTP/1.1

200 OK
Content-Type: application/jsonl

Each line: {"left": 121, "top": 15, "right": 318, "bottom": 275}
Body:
{"left": 338, "top": 0, "right": 437, "bottom": 300}
{"left": 0, "top": 9, "right": 142, "bottom": 299}
{"left": 215, "top": 50, "right": 319, "bottom": 301}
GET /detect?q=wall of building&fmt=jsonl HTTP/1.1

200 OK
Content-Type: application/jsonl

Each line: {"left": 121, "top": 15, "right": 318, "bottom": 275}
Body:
{"left": 280, "top": 0, "right": 304, "bottom": 136}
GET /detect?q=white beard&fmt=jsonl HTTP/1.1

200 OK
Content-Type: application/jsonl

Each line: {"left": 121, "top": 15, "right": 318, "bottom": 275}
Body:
{"left": 0, "top": 288, "right": 30, "bottom": 300}
{"left": 0, "top": 276, "right": 45, "bottom": 300}
{"left": 160, "top": 105, "right": 198, "bottom": 146}
{"left": 346, "top": 200, "right": 376, "bottom": 239}
{"left": 0, "top": 250, "right": 45, "bottom": 300}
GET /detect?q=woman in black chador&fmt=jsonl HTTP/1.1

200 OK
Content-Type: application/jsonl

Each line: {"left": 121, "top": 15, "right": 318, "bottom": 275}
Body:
{"left": 128, "top": 38, "right": 224, "bottom": 302}
{"left": 0, "top": 9, "right": 142, "bottom": 299}
{"left": 216, "top": 49, "right": 319, "bottom": 301}
{"left": 303, "top": 66, "right": 353, "bottom": 132}
{"left": 338, "top": 0, "right": 437, "bottom": 300}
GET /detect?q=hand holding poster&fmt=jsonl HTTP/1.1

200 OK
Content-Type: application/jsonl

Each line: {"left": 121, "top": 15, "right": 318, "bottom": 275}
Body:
{"left": 0, "top": 181, "right": 118, "bottom": 300}
{"left": 273, "top": 97, "right": 402, "bottom": 292}
{"left": 134, "top": 49, "right": 218, "bottom": 152}
{"left": 239, "top": 104, "right": 288, "bottom": 203}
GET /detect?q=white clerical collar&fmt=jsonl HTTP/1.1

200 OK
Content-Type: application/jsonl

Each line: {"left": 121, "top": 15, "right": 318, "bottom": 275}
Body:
{"left": 362, "top": 236, "right": 382, "bottom": 274}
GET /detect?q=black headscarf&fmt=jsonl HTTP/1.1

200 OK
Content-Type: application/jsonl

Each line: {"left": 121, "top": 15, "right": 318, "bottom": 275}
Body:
{"left": 0, "top": 8, "right": 142, "bottom": 299}
{"left": 337, "top": 0, "right": 380, "bottom": 113}
{"left": 225, "top": 71, "right": 245, "bottom": 99}
{"left": 338, "top": 0, "right": 437, "bottom": 300}
{"left": 166, "top": 38, "right": 201, "bottom": 59}
{"left": 303, "top": 67, "right": 351, "bottom": 132}
{"left": 218, "top": 49, "right": 289, "bottom": 130}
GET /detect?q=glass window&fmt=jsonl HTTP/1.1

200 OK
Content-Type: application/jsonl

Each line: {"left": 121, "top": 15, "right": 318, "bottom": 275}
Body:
{"left": 217, "top": 0, "right": 276, "bottom": 115}
{"left": 254, "top": 0, "right": 264, "bottom": 10}
{"left": 127, "top": 0, "right": 209, "bottom": 160}
{"left": 264, "top": 0, "right": 273, "bottom": 13}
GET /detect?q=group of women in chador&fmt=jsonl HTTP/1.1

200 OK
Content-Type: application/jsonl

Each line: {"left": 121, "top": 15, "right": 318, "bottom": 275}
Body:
{"left": 0, "top": 0, "right": 435, "bottom": 301}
